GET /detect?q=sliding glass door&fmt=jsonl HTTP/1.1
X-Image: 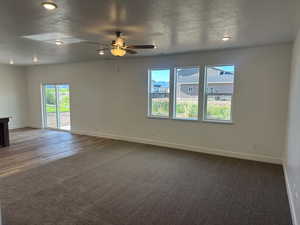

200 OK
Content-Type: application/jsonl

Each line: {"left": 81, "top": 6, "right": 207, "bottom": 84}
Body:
{"left": 43, "top": 84, "right": 71, "bottom": 130}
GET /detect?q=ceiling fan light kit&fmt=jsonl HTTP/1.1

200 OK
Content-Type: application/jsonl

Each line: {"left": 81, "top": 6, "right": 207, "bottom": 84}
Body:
{"left": 111, "top": 47, "right": 126, "bottom": 57}
{"left": 106, "top": 31, "right": 155, "bottom": 57}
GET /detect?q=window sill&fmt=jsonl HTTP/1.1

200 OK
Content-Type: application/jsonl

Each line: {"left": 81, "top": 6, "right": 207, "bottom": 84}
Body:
{"left": 202, "top": 119, "right": 234, "bottom": 125}
{"left": 147, "top": 116, "right": 170, "bottom": 120}
{"left": 172, "top": 118, "right": 198, "bottom": 122}
{"left": 147, "top": 116, "right": 234, "bottom": 125}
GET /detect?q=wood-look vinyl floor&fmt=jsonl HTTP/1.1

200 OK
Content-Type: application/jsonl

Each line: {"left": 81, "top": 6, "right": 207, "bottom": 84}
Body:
{"left": 0, "top": 128, "right": 292, "bottom": 225}
{"left": 0, "top": 128, "right": 112, "bottom": 177}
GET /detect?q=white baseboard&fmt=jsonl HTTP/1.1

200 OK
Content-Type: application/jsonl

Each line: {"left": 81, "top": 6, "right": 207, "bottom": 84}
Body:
{"left": 283, "top": 164, "right": 298, "bottom": 225}
{"left": 9, "top": 126, "right": 30, "bottom": 131}
{"left": 27, "top": 126, "right": 42, "bottom": 129}
{"left": 71, "top": 129, "right": 282, "bottom": 165}
{"left": 9, "top": 125, "right": 28, "bottom": 129}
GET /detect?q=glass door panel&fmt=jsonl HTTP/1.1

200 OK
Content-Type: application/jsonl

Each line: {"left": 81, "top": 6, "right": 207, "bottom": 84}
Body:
{"left": 57, "top": 84, "right": 71, "bottom": 130}
{"left": 44, "top": 85, "right": 58, "bottom": 129}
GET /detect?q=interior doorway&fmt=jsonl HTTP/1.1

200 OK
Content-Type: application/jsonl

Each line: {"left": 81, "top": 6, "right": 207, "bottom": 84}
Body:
{"left": 42, "top": 84, "right": 71, "bottom": 131}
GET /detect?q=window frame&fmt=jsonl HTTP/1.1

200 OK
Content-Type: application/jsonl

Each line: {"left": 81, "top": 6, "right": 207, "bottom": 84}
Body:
{"left": 172, "top": 66, "right": 201, "bottom": 121}
{"left": 202, "top": 64, "right": 236, "bottom": 124}
{"left": 147, "top": 67, "right": 172, "bottom": 119}
{"left": 147, "top": 64, "right": 236, "bottom": 124}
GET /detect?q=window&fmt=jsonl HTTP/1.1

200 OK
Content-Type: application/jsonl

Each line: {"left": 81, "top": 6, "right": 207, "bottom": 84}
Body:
{"left": 203, "top": 65, "right": 235, "bottom": 122}
{"left": 174, "top": 67, "right": 200, "bottom": 120}
{"left": 148, "top": 69, "right": 170, "bottom": 117}
{"left": 147, "top": 65, "right": 235, "bottom": 123}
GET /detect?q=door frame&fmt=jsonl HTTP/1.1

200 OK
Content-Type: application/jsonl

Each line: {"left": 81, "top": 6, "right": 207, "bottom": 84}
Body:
{"left": 42, "top": 83, "right": 72, "bottom": 131}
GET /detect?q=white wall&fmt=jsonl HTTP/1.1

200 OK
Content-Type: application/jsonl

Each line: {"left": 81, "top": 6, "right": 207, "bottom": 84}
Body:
{"left": 285, "top": 29, "right": 300, "bottom": 225}
{"left": 26, "top": 43, "right": 291, "bottom": 163}
{"left": 0, "top": 65, "right": 28, "bottom": 129}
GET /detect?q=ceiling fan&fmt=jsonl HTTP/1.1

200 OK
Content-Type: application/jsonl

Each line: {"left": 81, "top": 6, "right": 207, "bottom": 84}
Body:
{"left": 87, "top": 31, "right": 156, "bottom": 57}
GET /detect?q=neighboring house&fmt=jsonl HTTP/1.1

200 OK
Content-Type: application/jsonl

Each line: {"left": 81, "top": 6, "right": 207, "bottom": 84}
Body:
{"left": 151, "top": 81, "right": 169, "bottom": 98}
{"left": 176, "top": 68, "right": 199, "bottom": 98}
{"left": 151, "top": 67, "right": 234, "bottom": 99}
{"left": 206, "top": 67, "right": 234, "bottom": 95}
{"left": 151, "top": 81, "right": 169, "bottom": 93}
{"left": 176, "top": 67, "right": 234, "bottom": 99}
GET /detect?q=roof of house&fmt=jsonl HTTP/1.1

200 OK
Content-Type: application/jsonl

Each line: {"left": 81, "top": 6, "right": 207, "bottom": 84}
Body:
{"left": 207, "top": 67, "right": 234, "bottom": 83}
{"left": 177, "top": 67, "right": 234, "bottom": 84}
{"left": 152, "top": 81, "right": 169, "bottom": 88}
{"left": 151, "top": 67, "right": 234, "bottom": 88}
{"left": 177, "top": 68, "right": 199, "bottom": 83}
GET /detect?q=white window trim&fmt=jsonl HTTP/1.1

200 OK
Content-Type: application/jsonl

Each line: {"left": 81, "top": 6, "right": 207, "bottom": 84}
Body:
{"left": 172, "top": 66, "right": 201, "bottom": 121}
{"left": 202, "top": 64, "right": 236, "bottom": 124}
{"left": 147, "top": 68, "right": 172, "bottom": 119}
{"left": 147, "top": 64, "right": 236, "bottom": 124}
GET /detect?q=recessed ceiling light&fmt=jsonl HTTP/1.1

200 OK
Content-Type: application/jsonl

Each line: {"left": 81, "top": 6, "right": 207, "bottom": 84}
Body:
{"left": 41, "top": 1, "right": 58, "bottom": 10}
{"left": 55, "top": 40, "right": 63, "bottom": 46}
{"left": 33, "top": 56, "right": 38, "bottom": 63}
{"left": 9, "top": 59, "right": 14, "bottom": 65}
{"left": 98, "top": 50, "right": 105, "bottom": 55}
{"left": 222, "top": 35, "right": 232, "bottom": 41}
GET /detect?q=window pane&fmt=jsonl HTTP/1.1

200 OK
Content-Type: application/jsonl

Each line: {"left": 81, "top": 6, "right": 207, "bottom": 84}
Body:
{"left": 174, "top": 67, "right": 200, "bottom": 119}
{"left": 204, "top": 65, "right": 235, "bottom": 121}
{"left": 149, "top": 69, "right": 170, "bottom": 117}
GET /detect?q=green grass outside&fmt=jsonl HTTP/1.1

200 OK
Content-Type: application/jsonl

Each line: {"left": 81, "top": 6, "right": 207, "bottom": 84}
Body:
{"left": 45, "top": 88, "right": 70, "bottom": 113}
{"left": 46, "top": 88, "right": 230, "bottom": 119}
{"left": 46, "top": 104, "right": 70, "bottom": 113}
{"left": 175, "top": 102, "right": 198, "bottom": 119}
{"left": 206, "top": 104, "right": 231, "bottom": 120}
{"left": 151, "top": 101, "right": 230, "bottom": 120}
{"left": 151, "top": 100, "right": 169, "bottom": 117}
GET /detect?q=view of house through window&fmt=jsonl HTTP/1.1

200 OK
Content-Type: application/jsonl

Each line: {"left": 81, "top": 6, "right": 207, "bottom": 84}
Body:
{"left": 149, "top": 69, "right": 170, "bottom": 117}
{"left": 148, "top": 65, "right": 235, "bottom": 122}
{"left": 174, "top": 67, "right": 200, "bottom": 119}
{"left": 204, "top": 65, "right": 235, "bottom": 121}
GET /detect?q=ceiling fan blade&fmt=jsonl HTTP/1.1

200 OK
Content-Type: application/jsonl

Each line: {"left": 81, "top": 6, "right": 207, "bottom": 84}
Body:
{"left": 127, "top": 45, "right": 155, "bottom": 49}
{"left": 96, "top": 47, "right": 110, "bottom": 52}
{"left": 83, "top": 42, "right": 111, "bottom": 49}
{"left": 82, "top": 41, "right": 101, "bottom": 45}
{"left": 126, "top": 49, "right": 138, "bottom": 54}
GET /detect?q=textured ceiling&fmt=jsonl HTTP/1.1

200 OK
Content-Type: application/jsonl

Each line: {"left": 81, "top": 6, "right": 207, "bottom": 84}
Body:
{"left": 0, "top": 0, "right": 299, "bottom": 65}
